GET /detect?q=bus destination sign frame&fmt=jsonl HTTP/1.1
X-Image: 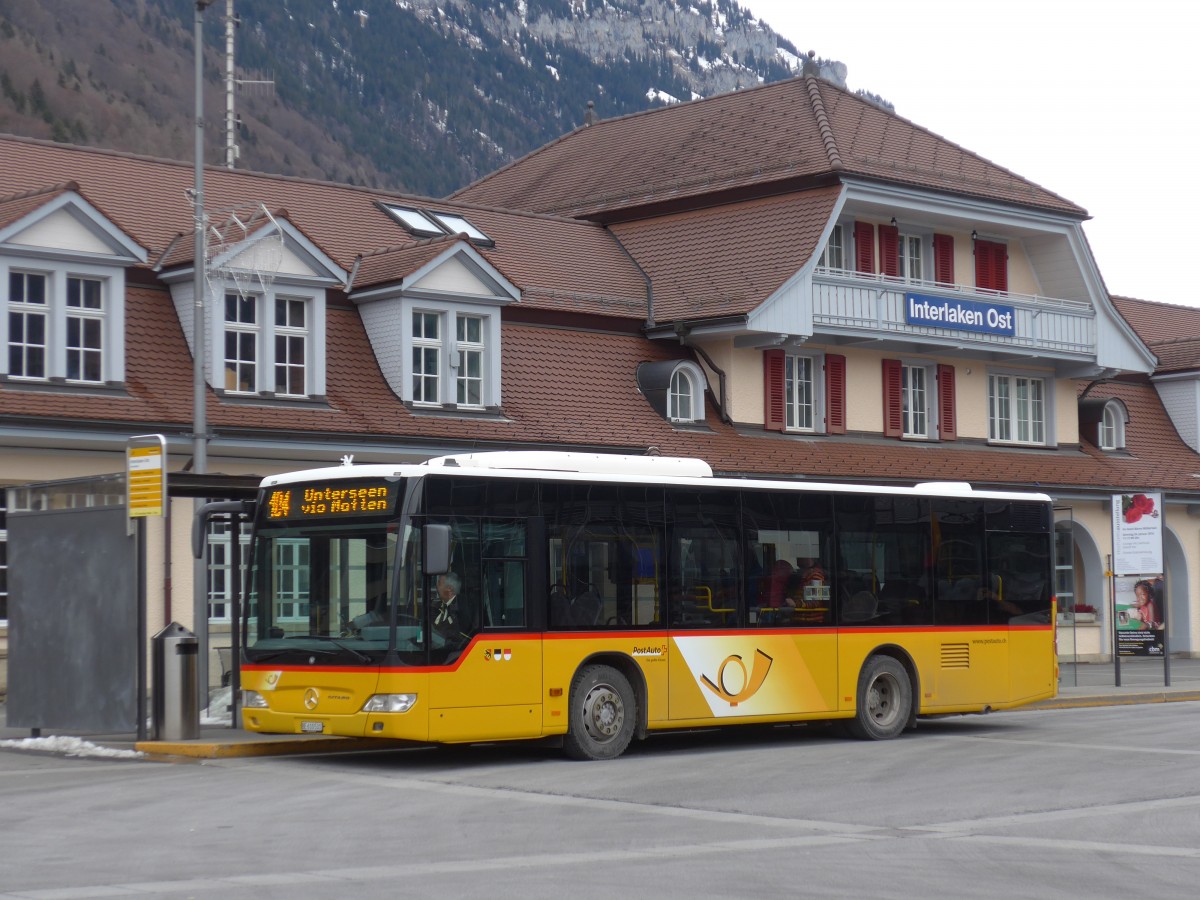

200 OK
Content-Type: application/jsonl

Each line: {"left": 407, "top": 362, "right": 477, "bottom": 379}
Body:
{"left": 265, "top": 479, "right": 400, "bottom": 521}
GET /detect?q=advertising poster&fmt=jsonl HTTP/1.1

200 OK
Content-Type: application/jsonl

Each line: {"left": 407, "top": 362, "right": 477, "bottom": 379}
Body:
{"left": 1114, "top": 574, "right": 1166, "bottom": 657}
{"left": 1111, "top": 492, "right": 1162, "bottom": 575}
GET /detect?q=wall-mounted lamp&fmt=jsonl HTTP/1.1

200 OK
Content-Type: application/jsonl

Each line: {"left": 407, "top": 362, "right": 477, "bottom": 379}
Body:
{"left": 971, "top": 229, "right": 978, "bottom": 243}
{"left": 890, "top": 217, "right": 898, "bottom": 229}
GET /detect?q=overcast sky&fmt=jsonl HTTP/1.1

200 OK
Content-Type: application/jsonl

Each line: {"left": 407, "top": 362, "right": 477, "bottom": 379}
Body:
{"left": 740, "top": 0, "right": 1198, "bottom": 308}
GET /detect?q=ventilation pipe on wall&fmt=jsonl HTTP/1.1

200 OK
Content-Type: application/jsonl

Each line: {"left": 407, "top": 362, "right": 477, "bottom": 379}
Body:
{"left": 675, "top": 323, "right": 732, "bottom": 426}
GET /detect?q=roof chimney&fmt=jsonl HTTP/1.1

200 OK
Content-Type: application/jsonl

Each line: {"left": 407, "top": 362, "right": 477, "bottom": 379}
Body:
{"left": 584, "top": 100, "right": 595, "bottom": 127}
{"left": 802, "top": 51, "right": 819, "bottom": 77}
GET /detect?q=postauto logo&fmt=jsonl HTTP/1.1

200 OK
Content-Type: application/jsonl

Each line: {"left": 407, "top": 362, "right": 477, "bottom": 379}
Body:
{"left": 699, "top": 649, "right": 773, "bottom": 706}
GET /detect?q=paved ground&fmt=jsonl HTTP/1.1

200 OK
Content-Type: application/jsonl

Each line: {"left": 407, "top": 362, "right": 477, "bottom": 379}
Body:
{"left": 2, "top": 656, "right": 1197, "bottom": 760}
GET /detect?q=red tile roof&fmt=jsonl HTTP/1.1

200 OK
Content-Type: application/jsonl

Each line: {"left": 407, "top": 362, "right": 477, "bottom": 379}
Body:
{"left": 0, "top": 182, "right": 78, "bottom": 230}
{"left": 454, "top": 76, "right": 1085, "bottom": 220}
{"left": 1113, "top": 296, "right": 1200, "bottom": 373}
{"left": 0, "top": 135, "right": 648, "bottom": 320}
{"left": 610, "top": 186, "right": 842, "bottom": 321}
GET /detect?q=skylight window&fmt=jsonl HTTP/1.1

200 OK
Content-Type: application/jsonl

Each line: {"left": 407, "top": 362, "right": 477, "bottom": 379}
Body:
{"left": 379, "top": 204, "right": 492, "bottom": 244}
{"left": 428, "top": 212, "right": 490, "bottom": 242}
{"left": 382, "top": 205, "right": 443, "bottom": 236}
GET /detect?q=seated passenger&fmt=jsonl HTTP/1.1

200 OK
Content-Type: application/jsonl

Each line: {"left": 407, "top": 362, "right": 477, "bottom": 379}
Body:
{"left": 765, "top": 559, "right": 794, "bottom": 608}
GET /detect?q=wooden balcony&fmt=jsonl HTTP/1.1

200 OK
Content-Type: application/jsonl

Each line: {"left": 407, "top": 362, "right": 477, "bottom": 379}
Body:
{"left": 812, "top": 268, "right": 1096, "bottom": 359}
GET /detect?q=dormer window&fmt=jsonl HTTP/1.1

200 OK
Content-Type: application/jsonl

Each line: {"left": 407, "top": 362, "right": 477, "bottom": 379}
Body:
{"left": 637, "top": 360, "right": 707, "bottom": 425}
{"left": 1100, "top": 399, "right": 1127, "bottom": 450}
{"left": 1, "top": 187, "right": 146, "bottom": 390}
{"left": 668, "top": 367, "right": 698, "bottom": 422}
{"left": 4, "top": 267, "right": 118, "bottom": 386}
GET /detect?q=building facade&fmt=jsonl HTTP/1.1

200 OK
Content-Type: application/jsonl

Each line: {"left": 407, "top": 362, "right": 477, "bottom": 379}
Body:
{"left": 2, "top": 71, "right": 1199, "bottom": 695}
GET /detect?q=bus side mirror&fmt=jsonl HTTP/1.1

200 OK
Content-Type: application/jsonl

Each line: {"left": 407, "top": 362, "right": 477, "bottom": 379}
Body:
{"left": 424, "top": 524, "right": 451, "bottom": 575}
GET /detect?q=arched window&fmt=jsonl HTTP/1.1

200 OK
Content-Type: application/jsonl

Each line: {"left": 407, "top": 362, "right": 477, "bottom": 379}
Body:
{"left": 1100, "top": 400, "right": 1127, "bottom": 450}
{"left": 668, "top": 369, "right": 695, "bottom": 422}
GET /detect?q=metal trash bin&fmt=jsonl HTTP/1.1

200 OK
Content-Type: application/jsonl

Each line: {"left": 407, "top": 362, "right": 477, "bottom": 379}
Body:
{"left": 151, "top": 622, "right": 200, "bottom": 740}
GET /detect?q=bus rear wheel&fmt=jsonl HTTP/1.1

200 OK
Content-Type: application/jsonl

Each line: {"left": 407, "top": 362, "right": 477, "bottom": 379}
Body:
{"left": 563, "top": 665, "right": 636, "bottom": 760}
{"left": 847, "top": 655, "right": 911, "bottom": 740}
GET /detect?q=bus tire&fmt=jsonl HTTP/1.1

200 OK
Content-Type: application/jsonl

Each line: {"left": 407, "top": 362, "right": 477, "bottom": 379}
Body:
{"left": 846, "top": 655, "right": 911, "bottom": 741}
{"left": 563, "top": 664, "right": 636, "bottom": 760}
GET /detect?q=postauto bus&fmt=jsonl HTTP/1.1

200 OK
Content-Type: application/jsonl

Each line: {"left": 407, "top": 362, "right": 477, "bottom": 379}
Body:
{"left": 216, "top": 451, "right": 1056, "bottom": 760}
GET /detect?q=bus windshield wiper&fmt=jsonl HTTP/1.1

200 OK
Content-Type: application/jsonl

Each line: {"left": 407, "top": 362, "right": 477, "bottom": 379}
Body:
{"left": 305, "top": 636, "right": 372, "bottom": 662}
{"left": 250, "top": 646, "right": 340, "bottom": 662}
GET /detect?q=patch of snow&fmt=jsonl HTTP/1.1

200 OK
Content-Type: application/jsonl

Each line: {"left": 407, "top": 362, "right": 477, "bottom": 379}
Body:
{"left": 546, "top": 64, "right": 560, "bottom": 80}
{"left": 646, "top": 88, "right": 681, "bottom": 105}
{"left": 0, "top": 735, "right": 144, "bottom": 759}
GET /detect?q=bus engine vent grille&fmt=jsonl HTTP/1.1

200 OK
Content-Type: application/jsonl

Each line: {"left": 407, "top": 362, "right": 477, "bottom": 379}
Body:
{"left": 941, "top": 643, "right": 971, "bottom": 669}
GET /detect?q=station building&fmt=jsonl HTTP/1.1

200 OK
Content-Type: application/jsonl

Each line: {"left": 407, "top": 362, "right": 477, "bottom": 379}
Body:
{"left": 2, "top": 68, "right": 1199, "bottom": 693}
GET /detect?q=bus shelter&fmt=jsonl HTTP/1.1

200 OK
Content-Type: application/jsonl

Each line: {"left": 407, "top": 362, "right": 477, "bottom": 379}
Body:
{"left": 5, "top": 471, "right": 258, "bottom": 737}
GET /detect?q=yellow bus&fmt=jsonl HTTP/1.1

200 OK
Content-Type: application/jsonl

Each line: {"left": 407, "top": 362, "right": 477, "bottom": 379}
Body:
{"left": 225, "top": 451, "right": 1057, "bottom": 760}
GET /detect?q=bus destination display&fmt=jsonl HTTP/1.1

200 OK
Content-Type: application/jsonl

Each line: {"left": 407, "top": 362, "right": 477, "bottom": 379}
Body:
{"left": 265, "top": 480, "right": 399, "bottom": 520}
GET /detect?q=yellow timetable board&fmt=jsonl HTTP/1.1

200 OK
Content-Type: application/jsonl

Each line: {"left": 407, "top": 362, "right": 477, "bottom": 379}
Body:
{"left": 127, "top": 443, "right": 165, "bottom": 518}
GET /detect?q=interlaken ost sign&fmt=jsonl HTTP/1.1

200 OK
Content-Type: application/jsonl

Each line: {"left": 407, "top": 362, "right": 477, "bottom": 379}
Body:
{"left": 904, "top": 293, "right": 1016, "bottom": 336}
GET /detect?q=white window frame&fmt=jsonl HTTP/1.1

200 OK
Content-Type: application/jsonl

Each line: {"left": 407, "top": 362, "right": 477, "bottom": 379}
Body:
{"left": 1, "top": 261, "right": 125, "bottom": 385}
{"left": 817, "top": 223, "right": 846, "bottom": 271}
{"left": 65, "top": 275, "right": 105, "bottom": 383}
{"left": 273, "top": 295, "right": 309, "bottom": 397}
{"left": 899, "top": 232, "right": 924, "bottom": 283}
{"left": 455, "top": 313, "right": 485, "bottom": 408}
{"left": 668, "top": 362, "right": 706, "bottom": 424}
{"left": 398, "top": 298, "right": 501, "bottom": 409}
{"left": 1100, "top": 399, "right": 1127, "bottom": 450}
{"left": 7, "top": 269, "right": 48, "bottom": 379}
{"left": 223, "top": 291, "right": 259, "bottom": 394}
{"left": 782, "top": 352, "right": 832, "bottom": 434}
{"left": 209, "top": 281, "right": 323, "bottom": 399}
{"left": 988, "top": 370, "right": 1050, "bottom": 446}
{"left": 412, "top": 309, "right": 443, "bottom": 405}
{"left": 206, "top": 513, "right": 251, "bottom": 624}
{"left": 785, "top": 354, "right": 816, "bottom": 431}
{"left": 901, "top": 362, "right": 931, "bottom": 438}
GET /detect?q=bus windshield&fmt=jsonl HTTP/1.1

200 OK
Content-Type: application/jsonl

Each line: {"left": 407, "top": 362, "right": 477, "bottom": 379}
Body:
{"left": 244, "top": 519, "right": 409, "bottom": 664}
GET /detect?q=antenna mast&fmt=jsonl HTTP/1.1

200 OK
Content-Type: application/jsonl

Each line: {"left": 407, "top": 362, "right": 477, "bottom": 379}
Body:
{"left": 223, "top": 0, "right": 274, "bottom": 169}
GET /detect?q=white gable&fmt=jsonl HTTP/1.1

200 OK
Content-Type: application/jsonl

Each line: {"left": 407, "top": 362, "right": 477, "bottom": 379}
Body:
{"left": 229, "top": 240, "right": 317, "bottom": 278}
{"left": 409, "top": 254, "right": 495, "bottom": 296}
{"left": 11, "top": 207, "right": 114, "bottom": 255}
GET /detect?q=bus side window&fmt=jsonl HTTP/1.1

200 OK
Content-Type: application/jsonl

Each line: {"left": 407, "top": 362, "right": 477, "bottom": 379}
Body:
{"left": 481, "top": 521, "right": 527, "bottom": 628}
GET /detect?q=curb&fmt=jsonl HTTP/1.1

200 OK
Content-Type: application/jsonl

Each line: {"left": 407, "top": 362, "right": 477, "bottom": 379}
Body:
{"left": 1031, "top": 690, "right": 1200, "bottom": 711}
{"left": 134, "top": 736, "right": 410, "bottom": 759}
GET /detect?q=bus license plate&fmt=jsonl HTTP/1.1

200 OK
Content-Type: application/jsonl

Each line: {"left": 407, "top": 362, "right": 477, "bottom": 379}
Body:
{"left": 300, "top": 721, "right": 325, "bottom": 734}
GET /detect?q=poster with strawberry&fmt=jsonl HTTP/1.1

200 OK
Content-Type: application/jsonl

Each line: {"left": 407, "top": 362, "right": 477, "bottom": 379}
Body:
{"left": 1120, "top": 493, "right": 1158, "bottom": 524}
{"left": 1112, "top": 491, "right": 1163, "bottom": 576}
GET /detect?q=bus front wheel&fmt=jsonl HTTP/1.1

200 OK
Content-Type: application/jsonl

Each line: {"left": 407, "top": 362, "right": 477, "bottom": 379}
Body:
{"left": 563, "top": 665, "right": 636, "bottom": 760}
{"left": 847, "top": 655, "right": 911, "bottom": 740}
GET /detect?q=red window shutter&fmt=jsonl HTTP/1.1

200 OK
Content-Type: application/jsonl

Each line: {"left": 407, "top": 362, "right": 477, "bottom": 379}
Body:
{"left": 763, "top": 349, "right": 786, "bottom": 432}
{"left": 994, "top": 242, "right": 1008, "bottom": 293}
{"left": 975, "top": 239, "right": 1008, "bottom": 292}
{"left": 933, "top": 234, "right": 954, "bottom": 284}
{"left": 937, "top": 364, "right": 957, "bottom": 441}
{"left": 881, "top": 358, "right": 903, "bottom": 438}
{"left": 825, "top": 353, "right": 846, "bottom": 435}
{"left": 879, "top": 223, "right": 900, "bottom": 277}
{"left": 854, "top": 221, "right": 875, "bottom": 274}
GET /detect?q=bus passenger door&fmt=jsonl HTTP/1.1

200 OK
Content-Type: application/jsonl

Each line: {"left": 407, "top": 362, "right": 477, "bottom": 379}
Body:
{"left": 426, "top": 520, "right": 543, "bottom": 742}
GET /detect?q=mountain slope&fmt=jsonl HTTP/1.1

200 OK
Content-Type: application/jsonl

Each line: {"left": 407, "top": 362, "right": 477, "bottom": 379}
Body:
{"left": 0, "top": 0, "right": 859, "bottom": 196}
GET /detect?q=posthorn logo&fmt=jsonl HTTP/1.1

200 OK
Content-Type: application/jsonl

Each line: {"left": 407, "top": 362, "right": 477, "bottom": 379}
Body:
{"left": 699, "top": 649, "right": 773, "bottom": 706}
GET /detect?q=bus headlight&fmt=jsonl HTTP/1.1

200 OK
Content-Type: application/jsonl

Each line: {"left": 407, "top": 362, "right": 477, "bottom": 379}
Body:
{"left": 242, "top": 690, "right": 269, "bottom": 709}
{"left": 362, "top": 693, "right": 417, "bottom": 713}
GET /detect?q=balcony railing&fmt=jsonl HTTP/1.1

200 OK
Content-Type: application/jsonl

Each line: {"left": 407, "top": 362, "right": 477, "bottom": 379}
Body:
{"left": 812, "top": 268, "right": 1096, "bottom": 357}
